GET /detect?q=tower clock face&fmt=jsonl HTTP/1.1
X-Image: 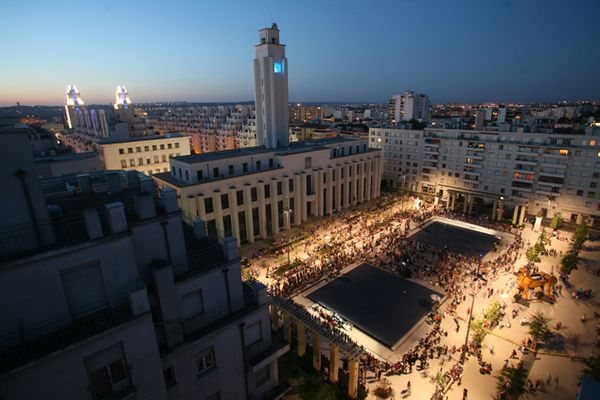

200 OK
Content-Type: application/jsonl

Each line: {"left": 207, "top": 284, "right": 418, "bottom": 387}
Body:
{"left": 273, "top": 61, "right": 284, "bottom": 74}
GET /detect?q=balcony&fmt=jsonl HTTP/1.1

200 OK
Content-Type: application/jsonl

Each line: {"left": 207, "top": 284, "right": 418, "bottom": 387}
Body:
{"left": 246, "top": 330, "right": 290, "bottom": 373}
{"left": 0, "top": 296, "right": 135, "bottom": 373}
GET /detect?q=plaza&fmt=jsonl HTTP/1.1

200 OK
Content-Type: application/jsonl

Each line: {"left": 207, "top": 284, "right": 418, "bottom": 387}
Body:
{"left": 241, "top": 191, "right": 600, "bottom": 400}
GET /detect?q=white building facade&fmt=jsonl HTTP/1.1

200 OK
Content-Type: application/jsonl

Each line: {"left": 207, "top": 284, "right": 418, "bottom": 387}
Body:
{"left": 370, "top": 127, "right": 600, "bottom": 225}
{"left": 388, "top": 91, "right": 430, "bottom": 123}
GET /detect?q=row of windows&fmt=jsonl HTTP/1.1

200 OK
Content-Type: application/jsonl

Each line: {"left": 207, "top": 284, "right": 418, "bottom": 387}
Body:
{"left": 118, "top": 142, "right": 180, "bottom": 154}
{"left": 120, "top": 153, "right": 180, "bottom": 168}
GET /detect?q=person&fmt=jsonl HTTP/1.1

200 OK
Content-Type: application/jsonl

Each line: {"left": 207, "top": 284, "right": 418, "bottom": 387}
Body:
{"left": 581, "top": 313, "right": 587, "bottom": 323}
{"left": 462, "top": 388, "right": 468, "bottom": 400}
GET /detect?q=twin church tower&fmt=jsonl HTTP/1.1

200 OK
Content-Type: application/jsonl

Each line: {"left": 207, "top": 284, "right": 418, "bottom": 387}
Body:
{"left": 253, "top": 23, "right": 290, "bottom": 149}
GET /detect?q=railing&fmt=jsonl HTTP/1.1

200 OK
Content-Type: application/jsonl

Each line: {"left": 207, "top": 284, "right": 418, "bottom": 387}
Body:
{"left": 0, "top": 295, "right": 132, "bottom": 373}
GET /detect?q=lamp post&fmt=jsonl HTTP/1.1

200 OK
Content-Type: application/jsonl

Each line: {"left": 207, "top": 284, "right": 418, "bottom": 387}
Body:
{"left": 283, "top": 208, "right": 293, "bottom": 265}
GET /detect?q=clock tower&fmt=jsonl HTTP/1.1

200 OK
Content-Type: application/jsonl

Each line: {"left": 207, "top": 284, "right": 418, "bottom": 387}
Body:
{"left": 253, "top": 23, "right": 289, "bottom": 149}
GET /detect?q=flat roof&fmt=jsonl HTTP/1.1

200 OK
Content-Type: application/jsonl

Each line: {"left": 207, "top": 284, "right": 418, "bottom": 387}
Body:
{"left": 34, "top": 152, "right": 97, "bottom": 162}
{"left": 173, "top": 136, "right": 361, "bottom": 165}
{"left": 98, "top": 132, "right": 184, "bottom": 145}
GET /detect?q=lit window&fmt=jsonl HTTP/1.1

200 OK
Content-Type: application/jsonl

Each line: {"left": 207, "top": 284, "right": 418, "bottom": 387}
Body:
{"left": 559, "top": 149, "right": 569, "bottom": 156}
{"left": 590, "top": 140, "right": 597, "bottom": 146}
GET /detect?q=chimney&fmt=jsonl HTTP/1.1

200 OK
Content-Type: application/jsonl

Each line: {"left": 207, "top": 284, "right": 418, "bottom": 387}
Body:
{"left": 126, "top": 170, "right": 140, "bottom": 189}
{"left": 77, "top": 174, "right": 91, "bottom": 193}
{"left": 139, "top": 175, "right": 154, "bottom": 193}
{"left": 105, "top": 202, "right": 127, "bottom": 233}
{"left": 222, "top": 236, "right": 238, "bottom": 261}
{"left": 160, "top": 188, "right": 178, "bottom": 213}
{"left": 106, "top": 172, "right": 122, "bottom": 193}
{"left": 134, "top": 193, "right": 157, "bottom": 220}
{"left": 83, "top": 208, "right": 103, "bottom": 239}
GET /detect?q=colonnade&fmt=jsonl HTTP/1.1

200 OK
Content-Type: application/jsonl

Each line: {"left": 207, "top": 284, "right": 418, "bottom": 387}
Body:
{"left": 445, "top": 191, "right": 504, "bottom": 221}
{"left": 182, "top": 157, "right": 382, "bottom": 245}
{"left": 270, "top": 300, "right": 363, "bottom": 398}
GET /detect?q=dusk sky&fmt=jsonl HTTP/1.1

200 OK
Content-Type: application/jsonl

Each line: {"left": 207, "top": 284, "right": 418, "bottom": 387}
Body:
{"left": 1, "top": 0, "right": 599, "bottom": 106}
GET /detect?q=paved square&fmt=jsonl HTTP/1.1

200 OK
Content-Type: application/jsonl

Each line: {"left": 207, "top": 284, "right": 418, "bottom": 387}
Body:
{"left": 308, "top": 264, "right": 442, "bottom": 348}
{"left": 411, "top": 221, "right": 498, "bottom": 257}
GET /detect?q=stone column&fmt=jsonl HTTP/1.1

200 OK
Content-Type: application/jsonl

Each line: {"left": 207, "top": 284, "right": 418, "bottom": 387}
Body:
{"left": 312, "top": 169, "right": 320, "bottom": 216}
{"left": 283, "top": 313, "right": 291, "bottom": 343}
{"left": 512, "top": 205, "right": 520, "bottom": 225}
{"left": 317, "top": 170, "right": 325, "bottom": 216}
{"left": 297, "top": 323, "right": 306, "bottom": 357}
{"left": 294, "top": 174, "right": 302, "bottom": 225}
{"left": 312, "top": 334, "right": 321, "bottom": 371}
{"left": 463, "top": 194, "right": 469, "bottom": 214}
{"left": 301, "top": 173, "right": 308, "bottom": 221}
{"left": 228, "top": 187, "right": 240, "bottom": 245}
{"left": 468, "top": 195, "right": 474, "bottom": 215}
{"left": 371, "top": 159, "right": 378, "bottom": 199}
{"left": 576, "top": 214, "right": 584, "bottom": 224}
{"left": 348, "top": 357, "right": 359, "bottom": 399}
{"left": 212, "top": 191, "right": 224, "bottom": 240}
{"left": 270, "top": 304, "right": 279, "bottom": 332}
{"left": 344, "top": 164, "right": 351, "bottom": 208}
{"left": 446, "top": 192, "right": 452, "bottom": 210}
{"left": 364, "top": 161, "right": 372, "bottom": 201}
{"left": 358, "top": 161, "right": 365, "bottom": 203}
{"left": 326, "top": 167, "right": 334, "bottom": 214}
{"left": 351, "top": 163, "right": 358, "bottom": 205}
{"left": 257, "top": 181, "right": 268, "bottom": 239}
{"left": 374, "top": 157, "right": 382, "bottom": 197}
{"left": 329, "top": 344, "right": 340, "bottom": 383}
{"left": 491, "top": 200, "right": 498, "bottom": 220}
{"left": 270, "top": 179, "right": 279, "bottom": 235}
{"left": 243, "top": 184, "right": 254, "bottom": 243}
{"left": 497, "top": 202, "right": 504, "bottom": 221}
{"left": 197, "top": 194, "right": 206, "bottom": 222}
{"left": 283, "top": 176, "right": 291, "bottom": 231}
{"left": 518, "top": 205, "right": 527, "bottom": 225}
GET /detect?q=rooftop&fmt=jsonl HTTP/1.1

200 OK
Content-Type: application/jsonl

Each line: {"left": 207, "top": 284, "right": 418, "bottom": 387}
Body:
{"left": 98, "top": 132, "right": 183, "bottom": 145}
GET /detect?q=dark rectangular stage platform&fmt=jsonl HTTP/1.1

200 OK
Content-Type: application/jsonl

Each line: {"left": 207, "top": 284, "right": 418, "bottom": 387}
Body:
{"left": 410, "top": 221, "right": 498, "bottom": 257}
{"left": 308, "top": 264, "right": 442, "bottom": 348}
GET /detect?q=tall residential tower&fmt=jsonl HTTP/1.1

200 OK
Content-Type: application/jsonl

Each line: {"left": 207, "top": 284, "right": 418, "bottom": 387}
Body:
{"left": 253, "top": 23, "right": 289, "bottom": 149}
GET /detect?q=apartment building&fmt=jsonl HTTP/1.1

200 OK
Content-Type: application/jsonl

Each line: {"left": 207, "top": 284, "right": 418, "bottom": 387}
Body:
{"left": 97, "top": 133, "right": 191, "bottom": 175}
{"left": 388, "top": 91, "right": 430, "bottom": 123}
{"left": 370, "top": 127, "right": 600, "bottom": 225}
{"left": 0, "top": 129, "right": 287, "bottom": 400}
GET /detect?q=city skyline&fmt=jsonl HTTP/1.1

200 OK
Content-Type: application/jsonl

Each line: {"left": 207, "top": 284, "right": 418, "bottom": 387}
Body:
{"left": 1, "top": 0, "right": 599, "bottom": 106}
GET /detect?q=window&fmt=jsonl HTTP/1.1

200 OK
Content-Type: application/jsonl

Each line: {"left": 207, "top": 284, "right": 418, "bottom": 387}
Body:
{"left": 144, "top": 146, "right": 149, "bottom": 151}
{"left": 251, "top": 187, "right": 258, "bottom": 202}
{"left": 162, "top": 155, "right": 167, "bottom": 162}
{"left": 256, "top": 160, "right": 261, "bottom": 170}
{"left": 277, "top": 182, "right": 282, "bottom": 195}
{"left": 204, "top": 197, "right": 214, "bottom": 213}
{"left": 577, "top": 190, "right": 584, "bottom": 196}
{"left": 221, "top": 193, "right": 229, "bottom": 209}
{"left": 163, "top": 367, "right": 176, "bottom": 388}
{"left": 269, "top": 158, "right": 274, "bottom": 168}
{"left": 154, "top": 155, "right": 159, "bottom": 163}
{"left": 196, "top": 347, "right": 216, "bottom": 376}
{"left": 197, "top": 170, "right": 203, "bottom": 180}
{"left": 175, "top": 142, "right": 180, "bottom": 148}
{"left": 237, "top": 190, "right": 244, "bottom": 206}
{"left": 160, "top": 144, "right": 165, "bottom": 150}
{"left": 136, "top": 146, "right": 141, "bottom": 152}
{"left": 305, "top": 157, "right": 312, "bottom": 169}
{"left": 120, "top": 160, "right": 127, "bottom": 168}
{"left": 85, "top": 345, "right": 131, "bottom": 400}
{"left": 213, "top": 167, "right": 219, "bottom": 178}
{"left": 152, "top": 145, "right": 157, "bottom": 151}
{"left": 243, "top": 162, "right": 248, "bottom": 173}
{"left": 264, "top": 185, "right": 270, "bottom": 198}
{"left": 168, "top": 143, "right": 172, "bottom": 149}
{"left": 129, "top": 159, "right": 135, "bottom": 167}
{"left": 138, "top": 157, "right": 143, "bottom": 165}
{"left": 127, "top": 147, "right": 133, "bottom": 153}
{"left": 185, "top": 170, "right": 189, "bottom": 180}
{"left": 289, "top": 179, "right": 294, "bottom": 192}
{"left": 228, "top": 165, "right": 234, "bottom": 176}
{"left": 118, "top": 148, "right": 124, "bottom": 154}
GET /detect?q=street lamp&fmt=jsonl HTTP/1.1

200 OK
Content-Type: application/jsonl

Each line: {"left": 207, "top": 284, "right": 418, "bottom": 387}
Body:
{"left": 461, "top": 253, "right": 484, "bottom": 363}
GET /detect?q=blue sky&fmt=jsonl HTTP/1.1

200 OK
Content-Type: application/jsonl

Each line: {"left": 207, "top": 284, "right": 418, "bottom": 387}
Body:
{"left": 0, "top": 0, "right": 599, "bottom": 105}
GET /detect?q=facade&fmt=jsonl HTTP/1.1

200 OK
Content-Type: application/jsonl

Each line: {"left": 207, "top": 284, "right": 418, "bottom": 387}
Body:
{"left": 153, "top": 137, "right": 382, "bottom": 245}
{"left": 388, "top": 91, "right": 430, "bottom": 123}
{"left": 254, "top": 23, "right": 289, "bottom": 149}
{"left": 370, "top": 127, "right": 600, "bottom": 225}
{"left": 97, "top": 133, "right": 191, "bottom": 175}
{"left": 0, "top": 129, "right": 287, "bottom": 400}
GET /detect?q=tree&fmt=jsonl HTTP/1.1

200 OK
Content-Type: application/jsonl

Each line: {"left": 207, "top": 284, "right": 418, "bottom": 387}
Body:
{"left": 582, "top": 354, "right": 600, "bottom": 381}
{"left": 560, "top": 252, "right": 579, "bottom": 275}
{"left": 526, "top": 247, "right": 541, "bottom": 264}
{"left": 549, "top": 213, "right": 562, "bottom": 231}
{"left": 495, "top": 365, "right": 527, "bottom": 400}
{"left": 529, "top": 312, "right": 551, "bottom": 344}
{"left": 572, "top": 223, "right": 589, "bottom": 250}
{"left": 298, "top": 376, "right": 336, "bottom": 400}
